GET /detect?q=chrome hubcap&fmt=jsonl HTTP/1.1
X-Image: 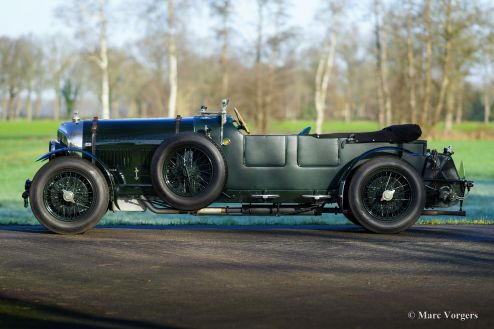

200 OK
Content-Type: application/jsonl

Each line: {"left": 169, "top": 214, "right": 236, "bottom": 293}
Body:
{"left": 62, "top": 190, "right": 75, "bottom": 203}
{"left": 381, "top": 189, "right": 395, "bottom": 202}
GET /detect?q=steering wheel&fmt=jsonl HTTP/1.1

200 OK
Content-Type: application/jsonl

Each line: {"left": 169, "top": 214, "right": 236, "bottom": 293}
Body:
{"left": 233, "top": 107, "right": 251, "bottom": 134}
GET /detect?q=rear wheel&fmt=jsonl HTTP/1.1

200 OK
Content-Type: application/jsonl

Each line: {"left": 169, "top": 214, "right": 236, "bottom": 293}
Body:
{"left": 30, "top": 157, "right": 109, "bottom": 234}
{"left": 347, "top": 157, "right": 425, "bottom": 233}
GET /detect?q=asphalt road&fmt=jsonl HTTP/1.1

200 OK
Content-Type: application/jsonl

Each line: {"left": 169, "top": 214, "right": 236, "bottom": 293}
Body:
{"left": 0, "top": 224, "right": 493, "bottom": 329}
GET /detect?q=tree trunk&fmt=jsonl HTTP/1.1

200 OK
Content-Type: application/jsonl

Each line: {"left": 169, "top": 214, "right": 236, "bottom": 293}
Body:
{"left": 379, "top": 26, "right": 392, "bottom": 125}
{"left": 255, "top": 0, "right": 265, "bottom": 131}
{"left": 315, "top": 31, "right": 337, "bottom": 134}
{"left": 444, "top": 81, "right": 455, "bottom": 133}
{"left": 406, "top": 4, "right": 417, "bottom": 123}
{"left": 99, "top": 0, "right": 110, "bottom": 119}
{"left": 25, "top": 88, "right": 33, "bottom": 121}
{"left": 432, "top": 0, "right": 452, "bottom": 126}
{"left": 455, "top": 81, "right": 463, "bottom": 124}
{"left": 7, "top": 87, "right": 17, "bottom": 121}
{"left": 374, "top": 1, "right": 391, "bottom": 127}
{"left": 343, "top": 102, "right": 351, "bottom": 123}
{"left": 111, "top": 98, "right": 120, "bottom": 119}
{"left": 484, "top": 91, "right": 491, "bottom": 124}
{"left": 34, "top": 90, "right": 43, "bottom": 119}
{"left": 220, "top": 1, "right": 230, "bottom": 96}
{"left": 53, "top": 87, "right": 61, "bottom": 121}
{"left": 14, "top": 94, "right": 22, "bottom": 119}
{"left": 1, "top": 93, "right": 8, "bottom": 120}
{"left": 420, "top": 0, "right": 432, "bottom": 126}
{"left": 167, "top": 0, "right": 178, "bottom": 118}
{"left": 128, "top": 99, "right": 138, "bottom": 118}
{"left": 264, "top": 46, "right": 278, "bottom": 134}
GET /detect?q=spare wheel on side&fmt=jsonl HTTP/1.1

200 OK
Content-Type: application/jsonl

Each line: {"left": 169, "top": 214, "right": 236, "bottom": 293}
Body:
{"left": 150, "top": 132, "right": 227, "bottom": 211}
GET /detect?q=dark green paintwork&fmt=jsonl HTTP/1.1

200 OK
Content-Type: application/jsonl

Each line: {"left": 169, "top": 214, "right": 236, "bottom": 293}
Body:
{"left": 58, "top": 114, "right": 428, "bottom": 204}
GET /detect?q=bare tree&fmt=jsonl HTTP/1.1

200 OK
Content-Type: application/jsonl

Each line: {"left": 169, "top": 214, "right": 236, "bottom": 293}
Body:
{"left": 420, "top": 0, "right": 433, "bottom": 127}
{"left": 46, "top": 37, "right": 74, "bottom": 120}
{"left": 166, "top": 0, "right": 178, "bottom": 118}
{"left": 432, "top": 0, "right": 453, "bottom": 126}
{"left": 405, "top": 0, "right": 417, "bottom": 123}
{"left": 374, "top": 0, "right": 392, "bottom": 127}
{"left": 98, "top": 0, "right": 110, "bottom": 119}
{"left": 314, "top": 32, "right": 336, "bottom": 134}
{"left": 314, "top": 1, "right": 344, "bottom": 134}
{"left": 483, "top": 65, "right": 492, "bottom": 123}
{"left": 254, "top": 0, "right": 267, "bottom": 130}
{"left": 210, "top": 0, "right": 232, "bottom": 96}
{"left": 56, "top": 0, "right": 111, "bottom": 119}
{"left": 263, "top": 0, "right": 293, "bottom": 133}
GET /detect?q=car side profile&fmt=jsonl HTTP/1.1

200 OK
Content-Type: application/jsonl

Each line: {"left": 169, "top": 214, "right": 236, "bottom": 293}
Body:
{"left": 23, "top": 99, "right": 473, "bottom": 234}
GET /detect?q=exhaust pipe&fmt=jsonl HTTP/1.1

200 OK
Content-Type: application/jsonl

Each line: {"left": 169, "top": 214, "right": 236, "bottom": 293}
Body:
{"left": 140, "top": 197, "right": 322, "bottom": 216}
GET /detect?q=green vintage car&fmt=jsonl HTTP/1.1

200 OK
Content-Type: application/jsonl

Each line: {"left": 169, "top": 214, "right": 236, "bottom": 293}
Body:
{"left": 23, "top": 100, "right": 473, "bottom": 234}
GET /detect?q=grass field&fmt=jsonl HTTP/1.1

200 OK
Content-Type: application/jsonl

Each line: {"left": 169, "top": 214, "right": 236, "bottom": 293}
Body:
{"left": 0, "top": 120, "right": 492, "bottom": 226}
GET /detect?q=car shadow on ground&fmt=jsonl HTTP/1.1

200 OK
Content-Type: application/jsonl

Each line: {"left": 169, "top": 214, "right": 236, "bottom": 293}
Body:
{"left": 0, "top": 294, "right": 181, "bottom": 329}
{"left": 0, "top": 223, "right": 493, "bottom": 243}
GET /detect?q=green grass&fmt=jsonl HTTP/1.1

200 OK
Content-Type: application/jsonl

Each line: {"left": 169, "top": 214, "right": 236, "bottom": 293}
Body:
{"left": 269, "top": 120, "right": 379, "bottom": 134}
{"left": 433, "top": 121, "right": 494, "bottom": 134}
{"left": 269, "top": 120, "right": 494, "bottom": 135}
{"left": 0, "top": 120, "right": 492, "bottom": 225}
{"left": 427, "top": 140, "right": 494, "bottom": 179}
{"left": 0, "top": 120, "right": 59, "bottom": 139}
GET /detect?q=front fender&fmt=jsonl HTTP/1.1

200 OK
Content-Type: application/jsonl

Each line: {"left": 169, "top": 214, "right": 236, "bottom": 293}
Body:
{"left": 37, "top": 147, "right": 117, "bottom": 203}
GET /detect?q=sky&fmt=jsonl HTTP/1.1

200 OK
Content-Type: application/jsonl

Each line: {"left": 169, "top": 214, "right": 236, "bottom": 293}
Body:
{"left": 0, "top": 0, "right": 373, "bottom": 50}
{"left": 0, "top": 0, "right": 317, "bottom": 41}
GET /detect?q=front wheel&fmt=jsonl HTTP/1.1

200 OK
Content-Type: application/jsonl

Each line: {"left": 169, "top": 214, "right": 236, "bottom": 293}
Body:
{"left": 347, "top": 157, "right": 425, "bottom": 234}
{"left": 30, "top": 157, "right": 109, "bottom": 234}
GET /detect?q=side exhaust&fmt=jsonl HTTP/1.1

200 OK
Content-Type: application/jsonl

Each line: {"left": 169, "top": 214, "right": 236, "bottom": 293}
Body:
{"left": 139, "top": 197, "right": 325, "bottom": 216}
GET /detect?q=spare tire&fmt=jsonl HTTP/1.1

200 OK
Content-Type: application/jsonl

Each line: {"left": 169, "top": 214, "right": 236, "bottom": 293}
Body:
{"left": 150, "top": 132, "right": 227, "bottom": 211}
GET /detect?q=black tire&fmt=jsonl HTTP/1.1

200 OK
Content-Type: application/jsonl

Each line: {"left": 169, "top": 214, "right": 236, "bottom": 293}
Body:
{"left": 342, "top": 173, "right": 361, "bottom": 226}
{"left": 150, "top": 133, "right": 227, "bottom": 211}
{"left": 347, "top": 157, "right": 425, "bottom": 234}
{"left": 30, "top": 156, "right": 109, "bottom": 234}
{"left": 343, "top": 211, "right": 361, "bottom": 226}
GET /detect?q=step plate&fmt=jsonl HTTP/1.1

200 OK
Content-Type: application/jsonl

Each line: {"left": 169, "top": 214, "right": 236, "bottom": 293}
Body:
{"left": 301, "top": 195, "right": 331, "bottom": 201}
{"left": 251, "top": 194, "right": 280, "bottom": 200}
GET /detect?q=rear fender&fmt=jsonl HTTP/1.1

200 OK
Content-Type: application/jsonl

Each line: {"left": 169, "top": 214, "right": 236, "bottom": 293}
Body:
{"left": 338, "top": 146, "right": 421, "bottom": 209}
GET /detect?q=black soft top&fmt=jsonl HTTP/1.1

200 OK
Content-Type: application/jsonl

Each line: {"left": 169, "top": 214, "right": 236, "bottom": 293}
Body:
{"left": 315, "top": 124, "right": 422, "bottom": 143}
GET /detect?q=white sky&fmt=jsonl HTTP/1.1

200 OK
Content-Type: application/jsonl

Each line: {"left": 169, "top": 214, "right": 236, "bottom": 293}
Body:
{"left": 0, "top": 0, "right": 373, "bottom": 50}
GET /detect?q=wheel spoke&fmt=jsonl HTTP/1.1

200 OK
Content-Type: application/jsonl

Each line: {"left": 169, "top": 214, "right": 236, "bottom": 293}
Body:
{"left": 43, "top": 170, "right": 93, "bottom": 222}
{"left": 361, "top": 168, "right": 412, "bottom": 222}
{"left": 163, "top": 146, "right": 213, "bottom": 197}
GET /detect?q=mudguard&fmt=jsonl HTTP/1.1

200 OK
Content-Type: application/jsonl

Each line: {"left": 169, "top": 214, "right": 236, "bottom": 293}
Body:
{"left": 36, "top": 147, "right": 117, "bottom": 202}
{"left": 338, "top": 146, "right": 421, "bottom": 209}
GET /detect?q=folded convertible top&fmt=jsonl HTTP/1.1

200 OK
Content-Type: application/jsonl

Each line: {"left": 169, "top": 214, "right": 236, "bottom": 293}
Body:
{"left": 315, "top": 124, "right": 422, "bottom": 143}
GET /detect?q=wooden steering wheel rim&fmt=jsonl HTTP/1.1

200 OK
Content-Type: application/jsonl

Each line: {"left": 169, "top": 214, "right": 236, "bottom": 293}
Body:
{"left": 234, "top": 107, "right": 251, "bottom": 134}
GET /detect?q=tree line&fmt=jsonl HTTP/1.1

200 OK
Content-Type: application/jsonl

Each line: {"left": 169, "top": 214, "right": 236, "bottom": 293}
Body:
{"left": 0, "top": 0, "right": 493, "bottom": 133}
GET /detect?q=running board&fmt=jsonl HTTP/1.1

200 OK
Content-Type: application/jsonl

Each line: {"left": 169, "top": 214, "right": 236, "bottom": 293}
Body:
{"left": 139, "top": 197, "right": 324, "bottom": 216}
{"left": 422, "top": 210, "right": 466, "bottom": 216}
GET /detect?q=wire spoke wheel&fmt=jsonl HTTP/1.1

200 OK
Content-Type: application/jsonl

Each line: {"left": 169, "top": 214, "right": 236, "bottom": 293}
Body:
{"left": 151, "top": 133, "right": 227, "bottom": 211}
{"left": 163, "top": 146, "right": 213, "bottom": 197}
{"left": 361, "top": 169, "right": 412, "bottom": 222}
{"left": 43, "top": 171, "right": 94, "bottom": 222}
{"left": 348, "top": 157, "right": 425, "bottom": 234}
